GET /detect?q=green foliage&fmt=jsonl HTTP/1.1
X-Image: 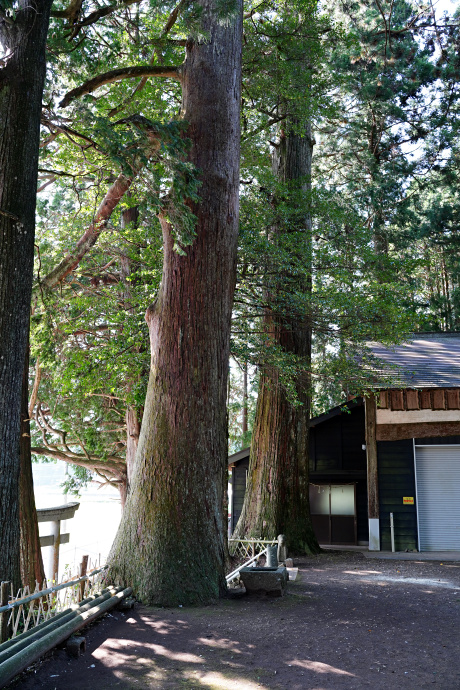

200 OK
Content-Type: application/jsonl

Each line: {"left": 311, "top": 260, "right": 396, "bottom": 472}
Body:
{"left": 29, "top": 0, "right": 460, "bottom": 476}
{"left": 227, "top": 365, "right": 258, "bottom": 452}
{"left": 234, "top": 175, "right": 415, "bottom": 405}
{"left": 61, "top": 465, "right": 93, "bottom": 497}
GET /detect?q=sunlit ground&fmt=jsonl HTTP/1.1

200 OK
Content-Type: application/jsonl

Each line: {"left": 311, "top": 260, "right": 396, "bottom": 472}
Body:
{"left": 19, "top": 551, "right": 460, "bottom": 690}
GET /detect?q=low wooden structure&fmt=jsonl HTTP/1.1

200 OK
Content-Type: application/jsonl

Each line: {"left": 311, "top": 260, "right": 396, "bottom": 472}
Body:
{"left": 229, "top": 333, "right": 460, "bottom": 553}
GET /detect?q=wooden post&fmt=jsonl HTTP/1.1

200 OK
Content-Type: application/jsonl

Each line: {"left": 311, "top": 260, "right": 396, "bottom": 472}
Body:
{"left": 79, "top": 555, "right": 89, "bottom": 602}
{"left": 365, "top": 393, "right": 380, "bottom": 551}
{"left": 50, "top": 520, "right": 61, "bottom": 582}
{"left": 0, "top": 581, "right": 10, "bottom": 643}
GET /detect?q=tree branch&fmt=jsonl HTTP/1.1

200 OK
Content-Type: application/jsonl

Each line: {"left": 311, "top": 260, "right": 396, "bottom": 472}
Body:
{"left": 35, "top": 119, "right": 164, "bottom": 296}
{"left": 41, "top": 118, "right": 102, "bottom": 150}
{"left": 60, "top": 65, "right": 182, "bottom": 108}
{"left": 51, "top": 0, "right": 83, "bottom": 23}
{"left": 31, "top": 446, "right": 126, "bottom": 480}
{"left": 108, "top": 0, "right": 189, "bottom": 117}
{"left": 60, "top": 0, "right": 141, "bottom": 37}
{"left": 28, "top": 357, "right": 41, "bottom": 418}
{"left": 36, "top": 172, "right": 135, "bottom": 293}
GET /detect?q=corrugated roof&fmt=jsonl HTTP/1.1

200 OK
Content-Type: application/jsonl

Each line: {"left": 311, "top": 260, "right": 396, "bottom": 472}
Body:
{"left": 368, "top": 332, "right": 460, "bottom": 388}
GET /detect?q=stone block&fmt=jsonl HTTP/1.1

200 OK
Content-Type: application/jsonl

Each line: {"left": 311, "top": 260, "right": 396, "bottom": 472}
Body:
{"left": 67, "top": 635, "right": 86, "bottom": 658}
{"left": 239, "top": 566, "right": 288, "bottom": 597}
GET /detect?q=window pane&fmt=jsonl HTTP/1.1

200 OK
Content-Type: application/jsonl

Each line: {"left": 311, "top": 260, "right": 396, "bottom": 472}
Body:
{"left": 310, "top": 485, "right": 330, "bottom": 515}
{"left": 330, "top": 485, "right": 355, "bottom": 515}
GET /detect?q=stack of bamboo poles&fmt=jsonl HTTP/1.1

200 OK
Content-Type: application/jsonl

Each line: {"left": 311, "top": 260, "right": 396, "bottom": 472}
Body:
{"left": 0, "top": 585, "right": 132, "bottom": 687}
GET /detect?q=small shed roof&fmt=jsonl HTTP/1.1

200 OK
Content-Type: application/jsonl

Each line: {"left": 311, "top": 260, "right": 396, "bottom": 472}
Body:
{"left": 369, "top": 332, "right": 460, "bottom": 389}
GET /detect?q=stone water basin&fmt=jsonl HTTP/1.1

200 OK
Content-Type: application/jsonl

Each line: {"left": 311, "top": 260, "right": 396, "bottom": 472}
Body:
{"left": 239, "top": 565, "right": 288, "bottom": 596}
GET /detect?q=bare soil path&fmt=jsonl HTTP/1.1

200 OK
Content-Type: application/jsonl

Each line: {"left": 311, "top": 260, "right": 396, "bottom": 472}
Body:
{"left": 9, "top": 552, "right": 460, "bottom": 689}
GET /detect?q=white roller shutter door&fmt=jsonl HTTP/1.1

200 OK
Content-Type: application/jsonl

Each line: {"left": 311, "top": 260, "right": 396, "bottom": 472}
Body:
{"left": 415, "top": 446, "right": 460, "bottom": 551}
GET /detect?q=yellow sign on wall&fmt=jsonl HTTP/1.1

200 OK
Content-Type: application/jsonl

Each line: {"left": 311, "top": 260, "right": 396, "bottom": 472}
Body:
{"left": 403, "top": 497, "right": 414, "bottom": 505}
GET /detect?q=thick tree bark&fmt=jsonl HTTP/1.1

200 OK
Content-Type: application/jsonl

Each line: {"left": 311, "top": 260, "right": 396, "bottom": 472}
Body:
{"left": 0, "top": 0, "right": 53, "bottom": 587}
{"left": 233, "top": 125, "right": 320, "bottom": 555}
{"left": 108, "top": 0, "right": 242, "bottom": 605}
{"left": 20, "top": 345, "right": 46, "bottom": 589}
{"left": 242, "top": 363, "right": 248, "bottom": 442}
{"left": 120, "top": 205, "right": 141, "bottom": 502}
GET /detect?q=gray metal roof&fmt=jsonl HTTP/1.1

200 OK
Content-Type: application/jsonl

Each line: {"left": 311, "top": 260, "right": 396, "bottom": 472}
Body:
{"left": 368, "top": 332, "right": 460, "bottom": 388}
{"left": 228, "top": 447, "right": 250, "bottom": 464}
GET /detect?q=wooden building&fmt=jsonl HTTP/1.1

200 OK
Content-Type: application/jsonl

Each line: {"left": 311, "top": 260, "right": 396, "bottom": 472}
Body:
{"left": 228, "top": 332, "right": 460, "bottom": 552}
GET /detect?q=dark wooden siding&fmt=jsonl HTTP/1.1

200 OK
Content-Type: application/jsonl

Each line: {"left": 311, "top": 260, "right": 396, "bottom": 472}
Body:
{"left": 231, "top": 457, "right": 249, "bottom": 532}
{"left": 310, "top": 404, "right": 368, "bottom": 543}
{"left": 309, "top": 404, "right": 366, "bottom": 473}
{"left": 314, "top": 416, "right": 343, "bottom": 472}
{"left": 377, "top": 439, "right": 417, "bottom": 551}
{"left": 414, "top": 435, "right": 460, "bottom": 445}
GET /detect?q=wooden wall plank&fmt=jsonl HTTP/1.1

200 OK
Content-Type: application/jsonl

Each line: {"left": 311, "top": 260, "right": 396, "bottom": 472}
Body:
{"left": 376, "top": 421, "right": 460, "bottom": 441}
{"left": 377, "top": 391, "right": 388, "bottom": 409}
{"left": 420, "top": 391, "right": 432, "bottom": 409}
{"left": 405, "top": 390, "right": 420, "bottom": 410}
{"left": 432, "top": 389, "right": 446, "bottom": 410}
{"left": 390, "top": 390, "right": 405, "bottom": 410}
{"left": 446, "top": 389, "right": 460, "bottom": 410}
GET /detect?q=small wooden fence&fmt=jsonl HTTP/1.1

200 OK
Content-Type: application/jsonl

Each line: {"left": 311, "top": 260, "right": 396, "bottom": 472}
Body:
{"left": 0, "top": 557, "right": 107, "bottom": 642}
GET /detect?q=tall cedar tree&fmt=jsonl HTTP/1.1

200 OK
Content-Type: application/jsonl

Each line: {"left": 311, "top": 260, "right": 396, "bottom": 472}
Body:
{"left": 0, "top": 0, "right": 52, "bottom": 588}
{"left": 233, "top": 123, "right": 320, "bottom": 553}
{"left": 108, "top": 0, "right": 243, "bottom": 605}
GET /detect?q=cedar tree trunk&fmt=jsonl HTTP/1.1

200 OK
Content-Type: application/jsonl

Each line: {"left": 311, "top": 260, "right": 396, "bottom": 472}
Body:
{"left": 0, "top": 0, "right": 53, "bottom": 587}
{"left": 108, "top": 0, "right": 242, "bottom": 605}
{"left": 233, "top": 124, "right": 320, "bottom": 555}
{"left": 120, "top": 205, "right": 141, "bottom": 503}
{"left": 20, "top": 344, "right": 46, "bottom": 589}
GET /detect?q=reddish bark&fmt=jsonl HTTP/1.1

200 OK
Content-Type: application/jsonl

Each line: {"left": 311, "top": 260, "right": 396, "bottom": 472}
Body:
{"left": 120, "top": 205, "right": 141, "bottom": 500}
{"left": 20, "top": 345, "right": 46, "bottom": 589}
{"left": 234, "top": 125, "right": 320, "bottom": 555}
{"left": 109, "top": 0, "right": 242, "bottom": 605}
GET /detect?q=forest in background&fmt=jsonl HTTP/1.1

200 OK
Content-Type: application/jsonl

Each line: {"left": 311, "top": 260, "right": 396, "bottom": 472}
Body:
{"left": 1, "top": 0, "right": 460, "bottom": 603}
{"left": 30, "top": 0, "right": 460, "bottom": 480}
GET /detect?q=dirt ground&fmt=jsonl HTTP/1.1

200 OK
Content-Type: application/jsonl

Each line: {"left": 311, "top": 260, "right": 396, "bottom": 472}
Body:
{"left": 8, "top": 551, "right": 460, "bottom": 689}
